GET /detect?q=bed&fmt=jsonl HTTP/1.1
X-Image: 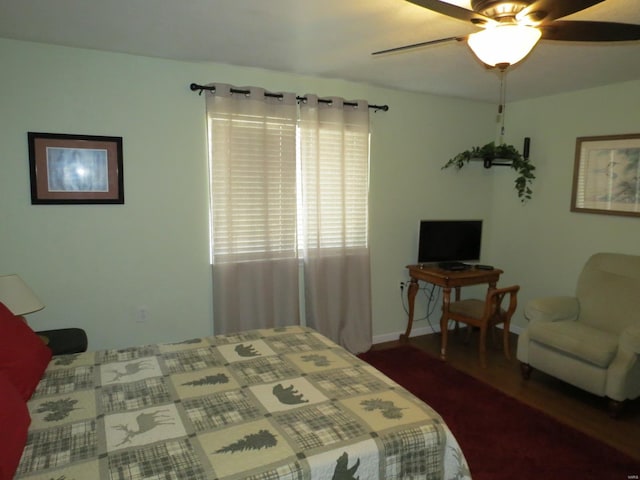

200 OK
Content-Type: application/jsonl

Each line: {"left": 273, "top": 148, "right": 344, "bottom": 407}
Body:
{"left": 5, "top": 320, "right": 471, "bottom": 479}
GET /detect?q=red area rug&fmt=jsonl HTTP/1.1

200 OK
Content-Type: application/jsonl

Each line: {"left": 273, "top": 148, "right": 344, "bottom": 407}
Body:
{"left": 358, "top": 345, "right": 639, "bottom": 480}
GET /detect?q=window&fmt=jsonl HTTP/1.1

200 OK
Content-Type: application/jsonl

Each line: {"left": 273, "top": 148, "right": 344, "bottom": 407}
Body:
{"left": 209, "top": 101, "right": 369, "bottom": 261}
{"left": 205, "top": 85, "right": 372, "bottom": 352}
{"left": 207, "top": 91, "right": 298, "bottom": 263}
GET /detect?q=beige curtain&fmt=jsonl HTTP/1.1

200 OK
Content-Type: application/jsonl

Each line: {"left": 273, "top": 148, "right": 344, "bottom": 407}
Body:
{"left": 299, "top": 95, "right": 372, "bottom": 353}
{"left": 206, "top": 84, "right": 300, "bottom": 334}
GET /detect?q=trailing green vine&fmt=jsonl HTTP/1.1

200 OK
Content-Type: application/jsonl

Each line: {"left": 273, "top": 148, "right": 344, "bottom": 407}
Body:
{"left": 442, "top": 142, "right": 535, "bottom": 202}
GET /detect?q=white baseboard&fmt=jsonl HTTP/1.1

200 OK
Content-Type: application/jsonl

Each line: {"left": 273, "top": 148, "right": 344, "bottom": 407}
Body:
{"left": 372, "top": 325, "right": 436, "bottom": 344}
{"left": 373, "top": 323, "right": 523, "bottom": 345}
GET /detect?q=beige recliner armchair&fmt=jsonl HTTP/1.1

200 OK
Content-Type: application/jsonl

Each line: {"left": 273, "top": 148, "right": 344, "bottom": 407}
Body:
{"left": 517, "top": 252, "right": 640, "bottom": 415}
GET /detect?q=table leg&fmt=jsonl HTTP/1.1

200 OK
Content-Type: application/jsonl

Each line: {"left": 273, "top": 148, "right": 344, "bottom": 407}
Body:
{"left": 453, "top": 286, "right": 461, "bottom": 334}
{"left": 400, "top": 278, "right": 419, "bottom": 342}
{"left": 440, "top": 286, "right": 452, "bottom": 360}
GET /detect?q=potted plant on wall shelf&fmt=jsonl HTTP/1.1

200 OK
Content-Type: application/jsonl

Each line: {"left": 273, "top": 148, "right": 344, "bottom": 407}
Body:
{"left": 442, "top": 142, "right": 536, "bottom": 202}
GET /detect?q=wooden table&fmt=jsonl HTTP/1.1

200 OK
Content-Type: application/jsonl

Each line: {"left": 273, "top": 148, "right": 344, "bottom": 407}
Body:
{"left": 402, "top": 264, "right": 503, "bottom": 360}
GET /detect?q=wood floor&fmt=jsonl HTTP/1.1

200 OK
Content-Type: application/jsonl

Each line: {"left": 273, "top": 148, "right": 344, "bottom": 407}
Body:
{"left": 372, "top": 328, "right": 640, "bottom": 461}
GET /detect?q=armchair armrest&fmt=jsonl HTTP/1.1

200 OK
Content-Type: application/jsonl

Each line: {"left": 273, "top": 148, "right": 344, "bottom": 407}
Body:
{"left": 524, "top": 296, "right": 579, "bottom": 323}
{"left": 620, "top": 325, "right": 640, "bottom": 354}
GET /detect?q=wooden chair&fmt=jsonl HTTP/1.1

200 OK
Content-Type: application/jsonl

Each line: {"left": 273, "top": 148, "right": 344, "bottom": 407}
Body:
{"left": 446, "top": 285, "right": 520, "bottom": 367}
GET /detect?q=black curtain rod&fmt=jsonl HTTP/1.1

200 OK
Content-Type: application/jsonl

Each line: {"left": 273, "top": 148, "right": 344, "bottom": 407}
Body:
{"left": 190, "top": 83, "right": 389, "bottom": 112}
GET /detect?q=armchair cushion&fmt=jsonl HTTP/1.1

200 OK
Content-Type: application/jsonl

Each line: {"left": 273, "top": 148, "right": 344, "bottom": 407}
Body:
{"left": 524, "top": 296, "right": 579, "bottom": 323}
{"left": 528, "top": 320, "right": 618, "bottom": 368}
{"left": 620, "top": 325, "right": 640, "bottom": 354}
{"left": 577, "top": 267, "right": 640, "bottom": 334}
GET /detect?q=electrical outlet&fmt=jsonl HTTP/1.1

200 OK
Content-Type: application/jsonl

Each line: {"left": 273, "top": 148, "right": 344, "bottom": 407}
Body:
{"left": 136, "top": 307, "right": 149, "bottom": 323}
{"left": 399, "top": 281, "right": 405, "bottom": 290}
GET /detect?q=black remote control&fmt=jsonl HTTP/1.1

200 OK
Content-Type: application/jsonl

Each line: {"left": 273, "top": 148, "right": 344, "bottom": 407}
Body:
{"left": 475, "top": 264, "right": 494, "bottom": 270}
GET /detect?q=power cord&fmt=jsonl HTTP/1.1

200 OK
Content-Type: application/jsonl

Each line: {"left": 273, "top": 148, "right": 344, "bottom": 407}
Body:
{"left": 422, "top": 283, "right": 441, "bottom": 332}
{"left": 399, "top": 281, "right": 442, "bottom": 332}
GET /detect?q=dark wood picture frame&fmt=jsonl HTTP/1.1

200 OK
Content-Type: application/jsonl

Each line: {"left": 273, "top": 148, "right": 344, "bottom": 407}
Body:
{"left": 28, "top": 132, "right": 124, "bottom": 205}
{"left": 571, "top": 133, "right": 640, "bottom": 218}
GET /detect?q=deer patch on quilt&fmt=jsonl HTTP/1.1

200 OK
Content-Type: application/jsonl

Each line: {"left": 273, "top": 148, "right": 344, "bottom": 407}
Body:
{"left": 100, "top": 356, "right": 162, "bottom": 385}
{"left": 104, "top": 404, "right": 186, "bottom": 451}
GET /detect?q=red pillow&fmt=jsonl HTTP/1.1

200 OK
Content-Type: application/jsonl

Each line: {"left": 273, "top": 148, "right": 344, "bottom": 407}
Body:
{"left": 0, "top": 371, "right": 31, "bottom": 480}
{"left": 0, "top": 302, "right": 52, "bottom": 401}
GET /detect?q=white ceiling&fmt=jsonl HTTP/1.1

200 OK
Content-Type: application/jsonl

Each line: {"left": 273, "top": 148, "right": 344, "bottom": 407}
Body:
{"left": 1, "top": 0, "right": 639, "bottom": 102}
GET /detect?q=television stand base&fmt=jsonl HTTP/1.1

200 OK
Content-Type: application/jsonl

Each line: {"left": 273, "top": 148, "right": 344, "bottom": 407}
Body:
{"left": 438, "top": 261, "right": 470, "bottom": 271}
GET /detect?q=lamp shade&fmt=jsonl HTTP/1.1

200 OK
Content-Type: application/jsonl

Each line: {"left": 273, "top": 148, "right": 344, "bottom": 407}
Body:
{"left": 468, "top": 24, "right": 541, "bottom": 67}
{"left": 0, "top": 274, "right": 45, "bottom": 316}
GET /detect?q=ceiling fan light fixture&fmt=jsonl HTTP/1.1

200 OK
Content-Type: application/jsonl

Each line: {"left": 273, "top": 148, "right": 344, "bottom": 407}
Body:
{"left": 467, "top": 24, "right": 541, "bottom": 68}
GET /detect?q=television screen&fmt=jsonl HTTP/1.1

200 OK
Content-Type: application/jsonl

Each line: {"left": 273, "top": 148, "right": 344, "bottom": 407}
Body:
{"left": 418, "top": 220, "right": 482, "bottom": 264}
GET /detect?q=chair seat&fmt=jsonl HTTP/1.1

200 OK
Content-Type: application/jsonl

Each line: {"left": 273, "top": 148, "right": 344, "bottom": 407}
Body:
{"left": 528, "top": 321, "right": 617, "bottom": 368}
{"left": 445, "top": 285, "right": 519, "bottom": 367}
{"left": 449, "top": 299, "right": 485, "bottom": 318}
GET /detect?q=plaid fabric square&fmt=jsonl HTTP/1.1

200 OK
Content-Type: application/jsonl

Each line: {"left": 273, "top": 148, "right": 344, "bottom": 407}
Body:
{"left": 275, "top": 403, "right": 367, "bottom": 451}
{"left": 107, "top": 438, "right": 208, "bottom": 480}
{"left": 158, "top": 338, "right": 212, "bottom": 354}
{"left": 243, "top": 461, "right": 306, "bottom": 480}
{"left": 50, "top": 353, "right": 84, "bottom": 367}
{"left": 32, "top": 365, "right": 95, "bottom": 398}
{"left": 182, "top": 389, "right": 262, "bottom": 432}
{"left": 97, "top": 345, "right": 159, "bottom": 364}
{"left": 16, "top": 419, "right": 98, "bottom": 476}
{"left": 229, "top": 356, "right": 300, "bottom": 385}
{"left": 162, "top": 347, "right": 224, "bottom": 374}
{"left": 309, "top": 367, "right": 388, "bottom": 398}
{"left": 266, "top": 333, "right": 328, "bottom": 353}
{"left": 209, "top": 330, "right": 263, "bottom": 346}
{"left": 379, "top": 424, "right": 444, "bottom": 479}
{"left": 100, "top": 376, "right": 172, "bottom": 413}
{"left": 163, "top": 337, "right": 208, "bottom": 347}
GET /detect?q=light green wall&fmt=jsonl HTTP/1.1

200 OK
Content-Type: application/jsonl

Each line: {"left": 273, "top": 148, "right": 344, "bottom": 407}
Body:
{"left": 5, "top": 38, "right": 636, "bottom": 349}
{"left": 0, "top": 38, "right": 496, "bottom": 349}
{"left": 489, "top": 79, "right": 640, "bottom": 331}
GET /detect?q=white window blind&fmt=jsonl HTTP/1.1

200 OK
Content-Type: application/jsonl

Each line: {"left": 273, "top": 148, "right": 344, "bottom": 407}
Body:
{"left": 208, "top": 89, "right": 298, "bottom": 264}
{"left": 298, "top": 123, "right": 369, "bottom": 250}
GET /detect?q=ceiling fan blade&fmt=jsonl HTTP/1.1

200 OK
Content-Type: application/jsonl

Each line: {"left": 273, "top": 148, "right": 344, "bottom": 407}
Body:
{"left": 372, "top": 36, "right": 465, "bottom": 56}
{"left": 406, "top": 0, "right": 494, "bottom": 25}
{"left": 518, "top": 0, "right": 605, "bottom": 24}
{"left": 540, "top": 20, "right": 640, "bottom": 42}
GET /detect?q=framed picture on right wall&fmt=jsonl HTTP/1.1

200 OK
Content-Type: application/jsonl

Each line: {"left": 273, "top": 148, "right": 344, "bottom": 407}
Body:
{"left": 571, "top": 133, "right": 640, "bottom": 218}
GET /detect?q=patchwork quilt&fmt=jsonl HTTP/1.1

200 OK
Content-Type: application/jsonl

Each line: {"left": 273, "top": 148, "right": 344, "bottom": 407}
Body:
{"left": 16, "top": 326, "right": 471, "bottom": 479}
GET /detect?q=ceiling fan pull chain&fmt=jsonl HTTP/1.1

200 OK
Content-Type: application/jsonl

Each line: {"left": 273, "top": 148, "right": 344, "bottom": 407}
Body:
{"left": 498, "top": 69, "right": 507, "bottom": 144}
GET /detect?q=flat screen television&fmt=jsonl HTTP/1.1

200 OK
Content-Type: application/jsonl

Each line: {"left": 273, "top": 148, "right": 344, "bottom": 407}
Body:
{"left": 418, "top": 220, "right": 482, "bottom": 265}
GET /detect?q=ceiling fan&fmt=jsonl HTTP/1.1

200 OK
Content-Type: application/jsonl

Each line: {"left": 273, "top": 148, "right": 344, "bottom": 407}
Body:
{"left": 373, "top": 0, "right": 640, "bottom": 69}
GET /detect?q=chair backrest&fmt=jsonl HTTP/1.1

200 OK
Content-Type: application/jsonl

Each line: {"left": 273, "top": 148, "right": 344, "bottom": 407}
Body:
{"left": 576, "top": 252, "right": 640, "bottom": 334}
{"left": 485, "top": 285, "right": 519, "bottom": 323}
